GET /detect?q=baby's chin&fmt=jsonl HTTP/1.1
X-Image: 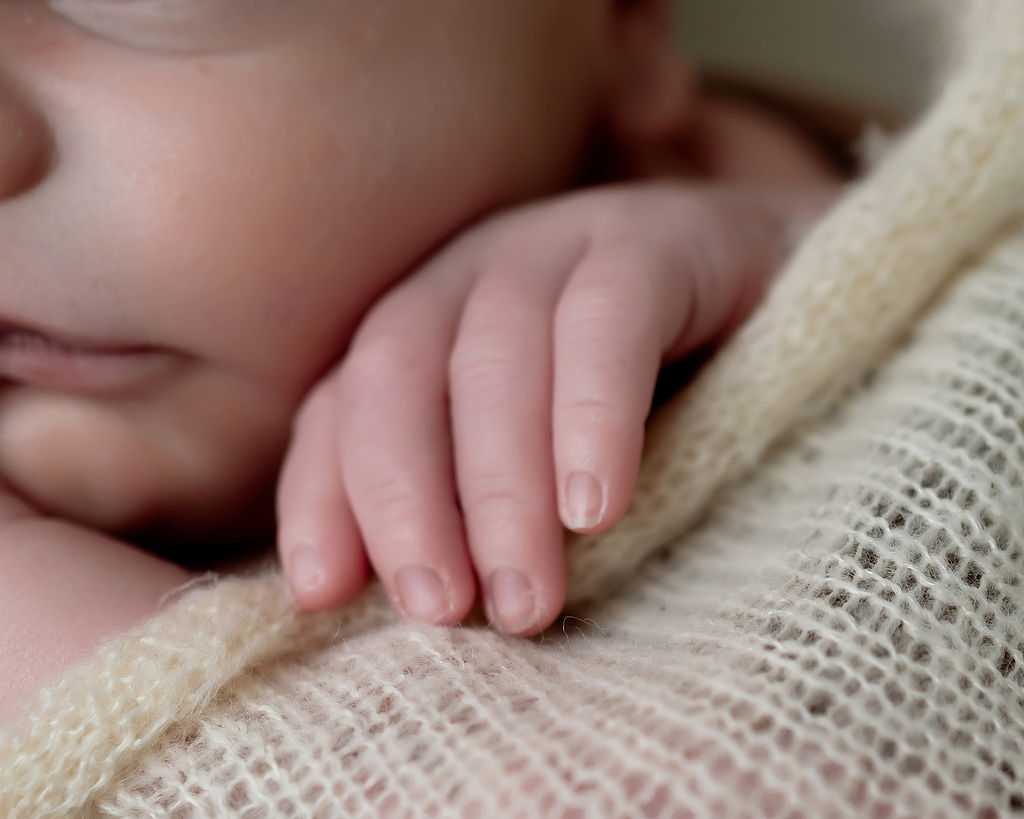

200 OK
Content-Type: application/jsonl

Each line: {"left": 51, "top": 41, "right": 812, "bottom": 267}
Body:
{"left": 0, "top": 374, "right": 292, "bottom": 544}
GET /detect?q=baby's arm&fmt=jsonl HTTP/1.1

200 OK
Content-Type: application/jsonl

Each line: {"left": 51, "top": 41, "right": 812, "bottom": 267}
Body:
{"left": 0, "top": 491, "right": 190, "bottom": 721}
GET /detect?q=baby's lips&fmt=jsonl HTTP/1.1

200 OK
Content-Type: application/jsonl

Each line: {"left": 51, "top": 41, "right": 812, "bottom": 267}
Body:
{"left": 0, "top": 323, "right": 180, "bottom": 393}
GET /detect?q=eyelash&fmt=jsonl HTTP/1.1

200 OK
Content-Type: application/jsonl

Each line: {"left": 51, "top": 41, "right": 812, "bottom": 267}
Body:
{"left": 46, "top": 0, "right": 245, "bottom": 53}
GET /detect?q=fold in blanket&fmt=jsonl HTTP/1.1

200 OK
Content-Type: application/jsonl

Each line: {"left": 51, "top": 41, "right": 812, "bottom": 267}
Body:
{"left": 3, "top": 1, "right": 1024, "bottom": 816}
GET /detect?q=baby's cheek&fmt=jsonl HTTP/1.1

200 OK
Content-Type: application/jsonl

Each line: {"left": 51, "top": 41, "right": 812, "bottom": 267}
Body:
{"left": 0, "top": 371, "right": 293, "bottom": 533}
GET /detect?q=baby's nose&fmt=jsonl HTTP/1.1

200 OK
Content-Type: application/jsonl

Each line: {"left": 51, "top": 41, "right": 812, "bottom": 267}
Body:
{"left": 0, "top": 82, "right": 49, "bottom": 202}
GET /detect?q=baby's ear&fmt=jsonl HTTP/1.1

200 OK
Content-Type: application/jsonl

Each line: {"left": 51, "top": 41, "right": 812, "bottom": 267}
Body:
{"left": 600, "top": 0, "right": 694, "bottom": 146}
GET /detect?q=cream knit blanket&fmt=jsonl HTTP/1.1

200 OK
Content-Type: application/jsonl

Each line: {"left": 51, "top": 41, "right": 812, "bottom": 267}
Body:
{"left": 4, "top": 2, "right": 1024, "bottom": 816}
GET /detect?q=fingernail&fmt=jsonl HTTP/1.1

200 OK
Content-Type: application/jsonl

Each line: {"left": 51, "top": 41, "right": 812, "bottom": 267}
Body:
{"left": 288, "top": 544, "right": 326, "bottom": 596}
{"left": 564, "top": 471, "right": 605, "bottom": 530}
{"left": 487, "top": 568, "right": 537, "bottom": 633}
{"left": 394, "top": 566, "right": 448, "bottom": 624}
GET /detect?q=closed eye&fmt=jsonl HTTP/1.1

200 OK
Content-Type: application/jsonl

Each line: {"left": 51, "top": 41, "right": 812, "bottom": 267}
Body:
{"left": 47, "top": 0, "right": 296, "bottom": 54}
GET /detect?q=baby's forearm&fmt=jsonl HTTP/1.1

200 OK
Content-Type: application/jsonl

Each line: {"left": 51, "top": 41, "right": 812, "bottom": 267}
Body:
{"left": 0, "top": 514, "right": 191, "bottom": 722}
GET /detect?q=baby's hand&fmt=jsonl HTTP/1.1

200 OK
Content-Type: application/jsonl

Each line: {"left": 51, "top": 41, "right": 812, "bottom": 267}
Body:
{"left": 277, "top": 182, "right": 833, "bottom": 634}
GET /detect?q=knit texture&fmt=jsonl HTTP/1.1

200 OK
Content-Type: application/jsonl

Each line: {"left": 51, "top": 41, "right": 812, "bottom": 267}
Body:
{"left": 3, "top": 1, "right": 1024, "bottom": 816}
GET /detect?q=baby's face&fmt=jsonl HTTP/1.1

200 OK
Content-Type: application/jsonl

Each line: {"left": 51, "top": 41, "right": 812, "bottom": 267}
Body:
{"left": 0, "top": 1, "right": 606, "bottom": 535}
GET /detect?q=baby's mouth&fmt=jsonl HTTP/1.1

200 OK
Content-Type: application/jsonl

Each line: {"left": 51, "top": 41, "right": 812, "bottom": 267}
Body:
{"left": 0, "top": 324, "right": 179, "bottom": 394}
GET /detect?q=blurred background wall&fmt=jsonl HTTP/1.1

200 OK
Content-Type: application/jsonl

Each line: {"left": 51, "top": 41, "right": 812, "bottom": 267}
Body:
{"left": 674, "top": 0, "right": 944, "bottom": 117}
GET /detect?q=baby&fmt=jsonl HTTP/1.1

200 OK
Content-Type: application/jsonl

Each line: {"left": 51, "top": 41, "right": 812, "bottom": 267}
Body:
{"left": 0, "top": 0, "right": 839, "bottom": 716}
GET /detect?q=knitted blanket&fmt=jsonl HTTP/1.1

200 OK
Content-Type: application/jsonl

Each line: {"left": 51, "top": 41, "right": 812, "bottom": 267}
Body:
{"left": 4, "top": 1, "right": 1024, "bottom": 815}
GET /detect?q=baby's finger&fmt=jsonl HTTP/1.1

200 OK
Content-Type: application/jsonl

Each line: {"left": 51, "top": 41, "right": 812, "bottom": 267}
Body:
{"left": 552, "top": 244, "right": 667, "bottom": 533}
{"left": 552, "top": 190, "right": 790, "bottom": 534}
{"left": 449, "top": 249, "right": 577, "bottom": 636}
{"left": 337, "top": 283, "right": 477, "bottom": 626}
{"left": 278, "top": 378, "right": 368, "bottom": 611}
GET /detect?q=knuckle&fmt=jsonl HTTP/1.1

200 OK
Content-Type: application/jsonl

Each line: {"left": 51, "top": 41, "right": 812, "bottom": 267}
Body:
{"left": 448, "top": 330, "right": 538, "bottom": 406}
{"left": 557, "top": 277, "right": 652, "bottom": 338}
{"left": 340, "top": 332, "right": 422, "bottom": 393}
{"left": 460, "top": 476, "right": 528, "bottom": 529}
{"left": 584, "top": 190, "right": 662, "bottom": 246}
{"left": 357, "top": 475, "right": 423, "bottom": 540}
{"left": 558, "top": 394, "right": 624, "bottom": 428}
{"left": 589, "top": 187, "right": 717, "bottom": 257}
{"left": 448, "top": 349, "right": 512, "bottom": 408}
{"left": 587, "top": 190, "right": 641, "bottom": 238}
